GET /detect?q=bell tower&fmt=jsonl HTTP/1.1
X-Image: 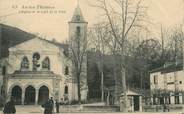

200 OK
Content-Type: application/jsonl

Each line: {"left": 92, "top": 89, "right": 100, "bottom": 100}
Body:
{"left": 68, "top": 5, "right": 88, "bottom": 101}
{"left": 69, "top": 5, "right": 88, "bottom": 47}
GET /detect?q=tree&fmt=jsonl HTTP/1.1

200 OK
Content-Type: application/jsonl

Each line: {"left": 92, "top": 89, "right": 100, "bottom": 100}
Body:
{"left": 167, "top": 26, "right": 184, "bottom": 63}
{"left": 90, "top": 24, "right": 105, "bottom": 102}
{"left": 90, "top": 0, "right": 147, "bottom": 111}
{"left": 88, "top": 23, "right": 112, "bottom": 102}
{"left": 70, "top": 26, "right": 89, "bottom": 104}
{"left": 135, "top": 39, "right": 162, "bottom": 89}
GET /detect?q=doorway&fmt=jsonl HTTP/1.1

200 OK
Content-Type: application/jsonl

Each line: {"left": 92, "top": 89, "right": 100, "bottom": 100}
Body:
{"left": 38, "top": 86, "right": 49, "bottom": 104}
{"left": 24, "top": 86, "right": 35, "bottom": 105}
{"left": 133, "top": 96, "right": 140, "bottom": 111}
{"left": 11, "top": 86, "right": 22, "bottom": 105}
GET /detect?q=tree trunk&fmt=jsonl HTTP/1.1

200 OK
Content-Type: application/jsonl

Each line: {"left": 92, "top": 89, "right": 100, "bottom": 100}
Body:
{"left": 101, "top": 71, "right": 104, "bottom": 102}
{"left": 77, "top": 72, "right": 81, "bottom": 104}
{"left": 121, "top": 67, "right": 127, "bottom": 112}
{"left": 113, "top": 54, "right": 118, "bottom": 105}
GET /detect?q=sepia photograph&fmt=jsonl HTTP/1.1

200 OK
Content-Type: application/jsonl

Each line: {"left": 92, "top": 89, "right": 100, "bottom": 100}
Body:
{"left": 0, "top": 0, "right": 184, "bottom": 114}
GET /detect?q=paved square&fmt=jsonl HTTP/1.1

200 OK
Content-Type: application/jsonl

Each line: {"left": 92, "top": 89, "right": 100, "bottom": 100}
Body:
{"left": 1, "top": 106, "right": 184, "bottom": 114}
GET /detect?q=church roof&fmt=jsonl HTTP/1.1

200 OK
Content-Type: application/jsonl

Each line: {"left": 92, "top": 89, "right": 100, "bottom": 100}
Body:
{"left": 0, "top": 24, "right": 69, "bottom": 58}
{"left": 38, "top": 38, "right": 69, "bottom": 56}
{"left": 0, "top": 24, "right": 35, "bottom": 58}
{"left": 70, "top": 5, "right": 86, "bottom": 23}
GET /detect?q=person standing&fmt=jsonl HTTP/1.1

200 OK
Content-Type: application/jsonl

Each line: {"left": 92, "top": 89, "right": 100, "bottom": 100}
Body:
{"left": 49, "top": 97, "right": 54, "bottom": 113}
{"left": 55, "top": 100, "right": 60, "bottom": 113}
{"left": 42, "top": 98, "right": 52, "bottom": 114}
{"left": 3, "top": 97, "right": 16, "bottom": 114}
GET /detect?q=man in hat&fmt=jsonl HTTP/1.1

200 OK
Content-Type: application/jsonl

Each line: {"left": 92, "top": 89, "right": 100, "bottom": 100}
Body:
{"left": 3, "top": 97, "right": 16, "bottom": 114}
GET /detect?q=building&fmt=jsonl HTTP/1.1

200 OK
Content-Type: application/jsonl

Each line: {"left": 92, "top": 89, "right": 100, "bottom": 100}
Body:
{"left": 0, "top": 23, "right": 36, "bottom": 100}
{"left": 0, "top": 5, "right": 88, "bottom": 105}
{"left": 150, "top": 62, "right": 184, "bottom": 105}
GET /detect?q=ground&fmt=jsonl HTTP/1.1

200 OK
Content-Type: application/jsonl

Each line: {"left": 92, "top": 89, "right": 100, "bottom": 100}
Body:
{"left": 0, "top": 106, "right": 184, "bottom": 114}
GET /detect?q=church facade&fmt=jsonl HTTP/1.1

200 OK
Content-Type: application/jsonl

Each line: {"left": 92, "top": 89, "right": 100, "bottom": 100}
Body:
{"left": 0, "top": 5, "right": 88, "bottom": 105}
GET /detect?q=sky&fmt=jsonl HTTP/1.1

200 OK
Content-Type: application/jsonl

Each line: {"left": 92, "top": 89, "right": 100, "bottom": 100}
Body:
{"left": 0, "top": 0, "right": 183, "bottom": 42}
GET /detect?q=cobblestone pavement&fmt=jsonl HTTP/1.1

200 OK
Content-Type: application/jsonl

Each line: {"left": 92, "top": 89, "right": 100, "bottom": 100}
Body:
{"left": 0, "top": 106, "right": 184, "bottom": 114}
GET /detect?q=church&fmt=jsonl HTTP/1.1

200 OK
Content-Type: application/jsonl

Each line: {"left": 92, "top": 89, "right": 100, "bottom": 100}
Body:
{"left": 0, "top": 5, "right": 88, "bottom": 105}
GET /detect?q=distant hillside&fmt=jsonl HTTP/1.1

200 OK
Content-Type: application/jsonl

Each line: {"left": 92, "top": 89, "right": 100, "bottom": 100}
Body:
{"left": 0, "top": 24, "right": 35, "bottom": 58}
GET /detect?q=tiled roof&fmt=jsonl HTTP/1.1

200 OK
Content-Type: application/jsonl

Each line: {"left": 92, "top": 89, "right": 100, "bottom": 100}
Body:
{"left": 149, "top": 62, "right": 183, "bottom": 74}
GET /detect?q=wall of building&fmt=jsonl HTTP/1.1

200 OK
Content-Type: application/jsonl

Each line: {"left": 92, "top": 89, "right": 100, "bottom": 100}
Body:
{"left": 8, "top": 38, "right": 64, "bottom": 75}
{"left": 3, "top": 38, "right": 79, "bottom": 103}
{"left": 176, "top": 71, "right": 184, "bottom": 90}
{"left": 150, "top": 72, "right": 164, "bottom": 90}
{"left": 150, "top": 70, "right": 184, "bottom": 91}
{"left": 7, "top": 78, "right": 53, "bottom": 95}
{"left": 150, "top": 70, "right": 184, "bottom": 105}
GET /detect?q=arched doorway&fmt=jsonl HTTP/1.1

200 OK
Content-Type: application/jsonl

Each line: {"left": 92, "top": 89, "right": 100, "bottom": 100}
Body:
{"left": 11, "top": 86, "right": 22, "bottom": 105}
{"left": 38, "top": 86, "right": 49, "bottom": 104}
{"left": 24, "top": 86, "right": 35, "bottom": 105}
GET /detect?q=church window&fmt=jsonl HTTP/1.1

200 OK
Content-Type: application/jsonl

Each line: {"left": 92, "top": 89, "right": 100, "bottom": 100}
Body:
{"left": 33, "top": 53, "right": 40, "bottom": 60}
{"left": 180, "top": 81, "right": 182, "bottom": 84}
{"left": 76, "top": 26, "right": 81, "bottom": 36}
{"left": 65, "top": 66, "right": 69, "bottom": 75}
{"left": 64, "top": 86, "right": 68, "bottom": 94}
{"left": 153, "top": 75, "right": 158, "bottom": 84}
{"left": 76, "top": 15, "right": 80, "bottom": 21}
{"left": 32, "top": 53, "right": 40, "bottom": 71}
{"left": 42, "top": 57, "right": 50, "bottom": 70}
{"left": 21, "top": 56, "right": 29, "bottom": 70}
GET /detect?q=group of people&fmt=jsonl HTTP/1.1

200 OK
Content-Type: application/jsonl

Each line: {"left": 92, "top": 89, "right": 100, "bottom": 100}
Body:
{"left": 2, "top": 96, "right": 61, "bottom": 114}
{"left": 42, "top": 97, "right": 60, "bottom": 114}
